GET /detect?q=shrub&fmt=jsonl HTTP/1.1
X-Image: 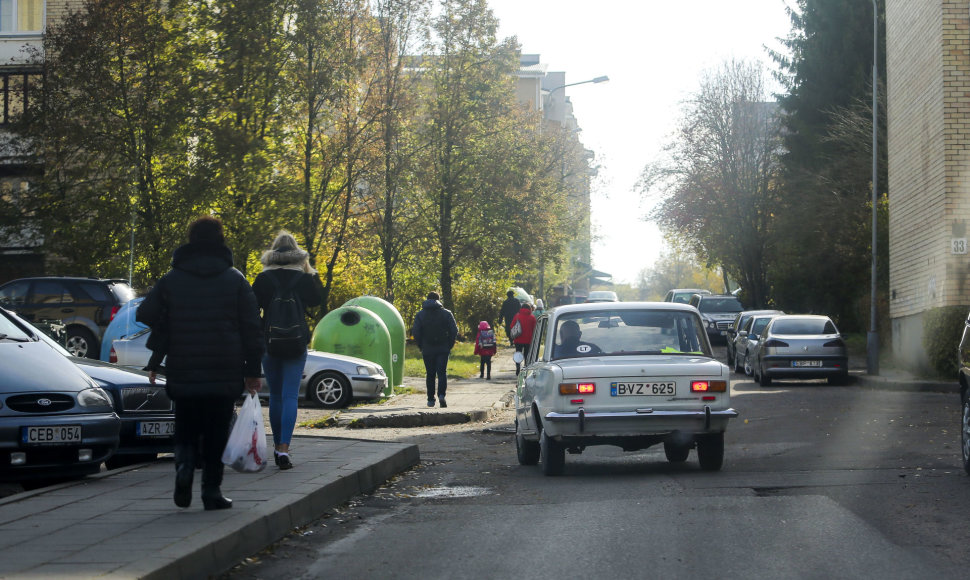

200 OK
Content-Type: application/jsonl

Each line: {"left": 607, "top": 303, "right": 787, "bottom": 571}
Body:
{"left": 922, "top": 306, "right": 966, "bottom": 376}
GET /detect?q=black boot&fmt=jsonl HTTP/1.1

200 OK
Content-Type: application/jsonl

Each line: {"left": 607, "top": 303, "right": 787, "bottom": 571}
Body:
{"left": 201, "top": 461, "right": 232, "bottom": 510}
{"left": 173, "top": 444, "right": 195, "bottom": 508}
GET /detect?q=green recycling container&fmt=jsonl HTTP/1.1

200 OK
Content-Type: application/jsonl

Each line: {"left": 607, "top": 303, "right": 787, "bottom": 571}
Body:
{"left": 342, "top": 296, "right": 405, "bottom": 387}
{"left": 312, "top": 306, "right": 393, "bottom": 396}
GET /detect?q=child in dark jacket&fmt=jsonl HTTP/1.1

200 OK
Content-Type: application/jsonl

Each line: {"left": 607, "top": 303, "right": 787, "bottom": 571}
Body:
{"left": 474, "top": 321, "right": 498, "bottom": 379}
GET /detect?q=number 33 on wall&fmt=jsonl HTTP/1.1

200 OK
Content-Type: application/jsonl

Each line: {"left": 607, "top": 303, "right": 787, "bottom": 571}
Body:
{"left": 953, "top": 238, "right": 967, "bottom": 254}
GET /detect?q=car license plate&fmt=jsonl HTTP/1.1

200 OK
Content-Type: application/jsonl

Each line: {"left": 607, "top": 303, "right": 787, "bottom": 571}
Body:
{"left": 611, "top": 382, "right": 676, "bottom": 396}
{"left": 22, "top": 425, "right": 82, "bottom": 445}
{"left": 792, "top": 360, "right": 823, "bottom": 367}
{"left": 136, "top": 421, "right": 175, "bottom": 437}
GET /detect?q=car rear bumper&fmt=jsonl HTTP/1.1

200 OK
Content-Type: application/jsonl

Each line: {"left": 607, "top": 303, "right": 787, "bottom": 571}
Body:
{"left": 762, "top": 355, "right": 848, "bottom": 379}
{"left": 543, "top": 406, "right": 738, "bottom": 438}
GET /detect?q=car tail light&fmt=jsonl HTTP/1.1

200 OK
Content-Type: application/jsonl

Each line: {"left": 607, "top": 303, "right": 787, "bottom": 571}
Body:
{"left": 109, "top": 305, "right": 120, "bottom": 321}
{"left": 762, "top": 339, "right": 789, "bottom": 348}
{"left": 560, "top": 383, "right": 595, "bottom": 395}
{"left": 823, "top": 339, "right": 846, "bottom": 348}
{"left": 691, "top": 380, "right": 727, "bottom": 393}
{"left": 109, "top": 346, "right": 117, "bottom": 364}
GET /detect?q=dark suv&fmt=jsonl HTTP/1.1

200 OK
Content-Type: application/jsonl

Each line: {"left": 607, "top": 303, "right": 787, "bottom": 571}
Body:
{"left": 0, "top": 277, "right": 135, "bottom": 359}
{"left": 688, "top": 293, "right": 744, "bottom": 344}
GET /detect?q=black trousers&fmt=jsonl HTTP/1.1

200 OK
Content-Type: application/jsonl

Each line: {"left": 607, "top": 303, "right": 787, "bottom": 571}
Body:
{"left": 174, "top": 396, "right": 235, "bottom": 482}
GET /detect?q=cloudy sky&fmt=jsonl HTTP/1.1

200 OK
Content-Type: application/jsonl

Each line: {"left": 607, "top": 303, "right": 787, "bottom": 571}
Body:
{"left": 485, "top": 0, "right": 793, "bottom": 284}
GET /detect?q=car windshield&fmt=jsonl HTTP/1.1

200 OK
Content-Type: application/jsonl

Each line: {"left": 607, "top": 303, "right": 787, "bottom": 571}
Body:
{"left": 551, "top": 309, "right": 711, "bottom": 360}
{"left": 697, "top": 298, "right": 743, "bottom": 313}
{"left": 0, "top": 311, "right": 32, "bottom": 341}
{"left": 771, "top": 318, "right": 837, "bottom": 335}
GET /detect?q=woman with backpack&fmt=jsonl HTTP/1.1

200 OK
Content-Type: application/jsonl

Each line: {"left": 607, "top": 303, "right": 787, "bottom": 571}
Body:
{"left": 474, "top": 321, "right": 497, "bottom": 380}
{"left": 252, "top": 231, "right": 323, "bottom": 470}
{"left": 509, "top": 303, "right": 537, "bottom": 375}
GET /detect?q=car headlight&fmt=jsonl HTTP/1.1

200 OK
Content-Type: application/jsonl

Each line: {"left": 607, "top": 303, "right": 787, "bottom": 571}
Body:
{"left": 356, "top": 366, "right": 377, "bottom": 376}
{"left": 78, "top": 387, "right": 114, "bottom": 409}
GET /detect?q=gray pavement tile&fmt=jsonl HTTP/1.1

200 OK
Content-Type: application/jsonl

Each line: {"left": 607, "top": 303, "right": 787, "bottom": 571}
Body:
{"left": 15, "top": 561, "right": 128, "bottom": 578}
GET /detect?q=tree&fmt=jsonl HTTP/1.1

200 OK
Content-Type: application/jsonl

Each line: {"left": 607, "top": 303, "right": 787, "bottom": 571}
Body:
{"left": 641, "top": 59, "right": 782, "bottom": 308}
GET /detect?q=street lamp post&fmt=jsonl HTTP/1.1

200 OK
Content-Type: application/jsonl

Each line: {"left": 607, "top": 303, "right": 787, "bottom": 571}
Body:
{"left": 867, "top": 0, "right": 879, "bottom": 375}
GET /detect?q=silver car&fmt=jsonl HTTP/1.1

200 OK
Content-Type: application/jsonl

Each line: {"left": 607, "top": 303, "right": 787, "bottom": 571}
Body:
{"left": 734, "top": 314, "right": 782, "bottom": 376}
{"left": 111, "top": 329, "right": 387, "bottom": 408}
{"left": 725, "top": 309, "right": 783, "bottom": 369}
{"left": 749, "top": 315, "right": 849, "bottom": 387}
{"left": 515, "top": 302, "right": 738, "bottom": 476}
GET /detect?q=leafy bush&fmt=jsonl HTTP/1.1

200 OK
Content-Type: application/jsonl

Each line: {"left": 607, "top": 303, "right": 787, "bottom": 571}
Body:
{"left": 922, "top": 306, "right": 966, "bottom": 376}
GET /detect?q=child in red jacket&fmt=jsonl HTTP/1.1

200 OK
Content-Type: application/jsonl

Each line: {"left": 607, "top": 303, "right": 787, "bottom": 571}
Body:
{"left": 474, "top": 321, "right": 498, "bottom": 379}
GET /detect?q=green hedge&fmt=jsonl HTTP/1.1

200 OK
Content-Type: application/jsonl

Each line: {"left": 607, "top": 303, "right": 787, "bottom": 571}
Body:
{"left": 922, "top": 306, "right": 966, "bottom": 376}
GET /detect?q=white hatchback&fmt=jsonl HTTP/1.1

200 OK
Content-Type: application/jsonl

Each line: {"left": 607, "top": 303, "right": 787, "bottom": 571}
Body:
{"left": 514, "top": 302, "right": 738, "bottom": 475}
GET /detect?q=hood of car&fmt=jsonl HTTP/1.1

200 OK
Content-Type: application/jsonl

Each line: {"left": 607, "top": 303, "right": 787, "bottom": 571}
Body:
{"left": 703, "top": 313, "right": 738, "bottom": 321}
{"left": 554, "top": 356, "right": 726, "bottom": 380}
{"left": 0, "top": 341, "right": 96, "bottom": 393}
{"left": 70, "top": 356, "right": 158, "bottom": 389}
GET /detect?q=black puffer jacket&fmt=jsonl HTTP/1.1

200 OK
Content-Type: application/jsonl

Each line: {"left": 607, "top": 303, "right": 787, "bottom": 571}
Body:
{"left": 137, "top": 241, "right": 263, "bottom": 399}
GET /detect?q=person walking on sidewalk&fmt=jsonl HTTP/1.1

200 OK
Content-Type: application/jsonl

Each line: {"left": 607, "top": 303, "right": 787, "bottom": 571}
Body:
{"left": 474, "top": 320, "right": 497, "bottom": 379}
{"left": 252, "top": 231, "right": 323, "bottom": 471}
{"left": 510, "top": 302, "right": 536, "bottom": 375}
{"left": 499, "top": 290, "right": 521, "bottom": 346}
{"left": 412, "top": 291, "right": 458, "bottom": 407}
{"left": 137, "top": 215, "right": 263, "bottom": 511}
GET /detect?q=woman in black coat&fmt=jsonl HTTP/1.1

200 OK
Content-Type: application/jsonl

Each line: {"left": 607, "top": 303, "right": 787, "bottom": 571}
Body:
{"left": 138, "top": 216, "right": 263, "bottom": 510}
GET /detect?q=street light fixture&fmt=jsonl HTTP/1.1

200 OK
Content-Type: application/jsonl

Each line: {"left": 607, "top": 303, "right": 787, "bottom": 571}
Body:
{"left": 547, "top": 75, "right": 610, "bottom": 96}
{"left": 867, "top": 0, "right": 879, "bottom": 375}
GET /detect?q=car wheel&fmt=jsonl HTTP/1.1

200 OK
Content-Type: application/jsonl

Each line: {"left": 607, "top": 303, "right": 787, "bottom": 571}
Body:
{"left": 734, "top": 352, "right": 744, "bottom": 374}
{"left": 696, "top": 433, "right": 725, "bottom": 471}
{"left": 962, "top": 398, "right": 970, "bottom": 476}
{"left": 757, "top": 364, "right": 772, "bottom": 387}
{"left": 743, "top": 356, "right": 753, "bottom": 377}
{"left": 308, "top": 371, "right": 352, "bottom": 409}
{"left": 540, "top": 429, "right": 565, "bottom": 476}
{"left": 726, "top": 349, "right": 734, "bottom": 368}
{"left": 827, "top": 372, "right": 848, "bottom": 386}
{"left": 65, "top": 327, "right": 98, "bottom": 359}
{"left": 516, "top": 429, "right": 540, "bottom": 466}
{"left": 663, "top": 440, "right": 690, "bottom": 463}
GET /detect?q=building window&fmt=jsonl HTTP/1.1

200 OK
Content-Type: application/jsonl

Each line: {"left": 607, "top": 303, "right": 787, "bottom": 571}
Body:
{"left": 0, "top": 0, "right": 43, "bottom": 34}
{"left": 0, "top": 72, "right": 41, "bottom": 124}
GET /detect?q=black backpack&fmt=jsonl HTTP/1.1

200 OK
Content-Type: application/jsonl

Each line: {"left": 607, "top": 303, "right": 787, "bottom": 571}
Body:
{"left": 263, "top": 273, "right": 308, "bottom": 358}
{"left": 423, "top": 308, "right": 451, "bottom": 347}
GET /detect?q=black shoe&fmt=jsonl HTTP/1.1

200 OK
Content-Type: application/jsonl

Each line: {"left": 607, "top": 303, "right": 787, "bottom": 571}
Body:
{"left": 274, "top": 450, "right": 281, "bottom": 467}
{"left": 201, "top": 488, "right": 233, "bottom": 510}
{"left": 427, "top": 400, "right": 435, "bottom": 407}
{"left": 278, "top": 454, "right": 293, "bottom": 470}
{"left": 439, "top": 399, "right": 447, "bottom": 408}
{"left": 174, "top": 463, "right": 193, "bottom": 508}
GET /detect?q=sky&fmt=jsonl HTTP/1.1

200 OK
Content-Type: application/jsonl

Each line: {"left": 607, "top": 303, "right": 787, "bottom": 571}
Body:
{"left": 485, "top": 0, "right": 794, "bottom": 285}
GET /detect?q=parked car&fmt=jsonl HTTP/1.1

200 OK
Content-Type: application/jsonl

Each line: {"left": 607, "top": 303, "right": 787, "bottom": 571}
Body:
{"left": 687, "top": 293, "right": 744, "bottom": 344}
{"left": 585, "top": 290, "right": 619, "bottom": 303}
{"left": 111, "top": 328, "right": 386, "bottom": 408}
{"left": 99, "top": 297, "right": 147, "bottom": 362}
{"left": 726, "top": 309, "right": 784, "bottom": 368}
{"left": 749, "top": 314, "right": 849, "bottom": 387}
{"left": 0, "top": 277, "right": 135, "bottom": 359}
{"left": 514, "top": 302, "right": 738, "bottom": 476}
{"left": 733, "top": 313, "right": 782, "bottom": 375}
{"left": 15, "top": 313, "right": 174, "bottom": 468}
{"left": 0, "top": 307, "right": 120, "bottom": 481}
{"left": 663, "top": 288, "right": 711, "bottom": 304}
{"left": 957, "top": 309, "right": 970, "bottom": 474}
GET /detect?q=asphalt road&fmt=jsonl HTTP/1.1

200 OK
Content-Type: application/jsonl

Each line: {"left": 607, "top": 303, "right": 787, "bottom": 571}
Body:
{"left": 224, "top": 349, "right": 970, "bottom": 580}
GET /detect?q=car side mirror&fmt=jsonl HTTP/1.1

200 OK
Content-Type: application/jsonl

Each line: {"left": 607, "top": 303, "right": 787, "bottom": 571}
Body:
{"left": 738, "top": 330, "right": 748, "bottom": 338}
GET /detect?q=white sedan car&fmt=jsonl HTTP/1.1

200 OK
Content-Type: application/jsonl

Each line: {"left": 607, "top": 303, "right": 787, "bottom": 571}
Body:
{"left": 111, "top": 328, "right": 387, "bottom": 408}
{"left": 515, "top": 302, "right": 738, "bottom": 475}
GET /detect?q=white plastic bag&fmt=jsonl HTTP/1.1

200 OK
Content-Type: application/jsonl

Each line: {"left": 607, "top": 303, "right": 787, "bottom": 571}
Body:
{"left": 221, "top": 393, "right": 268, "bottom": 472}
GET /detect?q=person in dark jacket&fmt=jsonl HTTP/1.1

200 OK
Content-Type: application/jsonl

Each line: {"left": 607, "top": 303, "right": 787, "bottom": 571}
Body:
{"left": 499, "top": 290, "right": 521, "bottom": 346}
{"left": 412, "top": 291, "right": 458, "bottom": 408}
{"left": 137, "top": 216, "right": 263, "bottom": 511}
{"left": 251, "top": 231, "right": 323, "bottom": 471}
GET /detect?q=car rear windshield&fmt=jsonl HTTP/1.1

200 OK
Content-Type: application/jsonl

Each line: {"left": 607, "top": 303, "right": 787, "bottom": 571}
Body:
{"left": 551, "top": 309, "right": 711, "bottom": 360}
{"left": 108, "top": 283, "right": 136, "bottom": 304}
{"left": 697, "top": 298, "right": 743, "bottom": 313}
{"left": 771, "top": 318, "right": 837, "bottom": 335}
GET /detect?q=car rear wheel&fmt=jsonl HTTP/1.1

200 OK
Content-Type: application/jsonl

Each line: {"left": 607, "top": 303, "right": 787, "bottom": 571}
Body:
{"left": 962, "top": 398, "right": 970, "bottom": 476}
{"left": 65, "top": 327, "right": 98, "bottom": 359}
{"left": 540, "top": 429, "right": 565, "bottom": 476}
{"left": 663, "top": 440, "right": 690, "bottom": 463}
{"left": 734, "top": 352, "right": 744, "bottom": 374}
{"left": 757, "top": 364, "right": 772, "bottom": 387}
{"left": 308, "top": 371, "right": 352, "bottom": 409}
{"left": 696, "top": 433, "right": 724, "bottom": 471}
{"left": 516, "top": 426, "right": 540, "bottom": 466}
{"left": 827, "top": 372, "right": 848, "bottom": 386}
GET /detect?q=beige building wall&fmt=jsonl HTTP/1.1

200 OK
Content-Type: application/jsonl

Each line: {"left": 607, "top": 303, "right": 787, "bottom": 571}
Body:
{"left": 886, "top": 0, "right": 970, "bottom": 370}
